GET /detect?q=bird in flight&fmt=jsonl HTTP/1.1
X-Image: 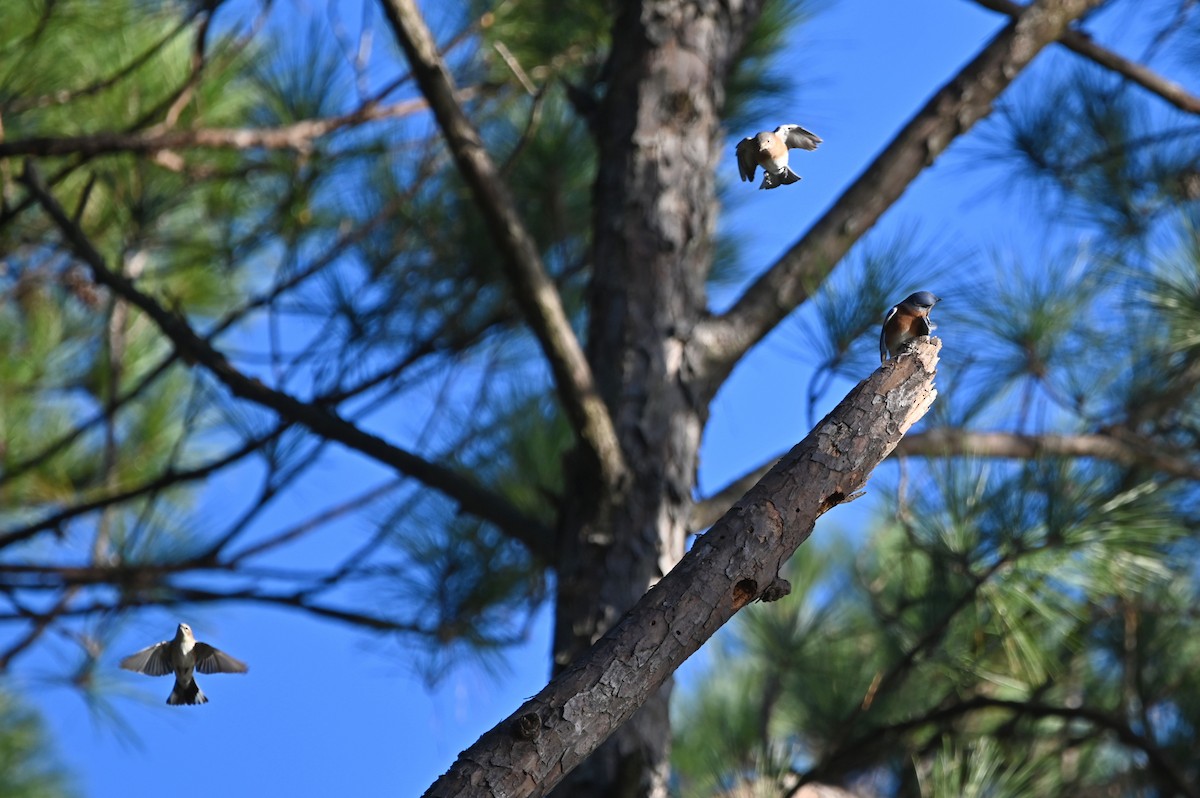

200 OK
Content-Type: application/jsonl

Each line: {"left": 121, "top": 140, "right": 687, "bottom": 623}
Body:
{"left": 736, "top": 124, "right": 823, "bottom": 190}
{"left": 120, "top": 622, "right": 248, "bottom": 705}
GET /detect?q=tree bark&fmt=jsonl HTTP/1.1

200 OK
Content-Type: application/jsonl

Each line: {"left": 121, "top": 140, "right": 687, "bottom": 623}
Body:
{"left": 552, "top": 1, "right": 1103, "bottom": 794}
{"left": 551, "top": 2, "right": 763, "bottom": 796}
{"left": 32, "top": 2, "right": 1102, "bottom": 794}
{"left": 424, "top": 341, "right": 940, "bottom": 798}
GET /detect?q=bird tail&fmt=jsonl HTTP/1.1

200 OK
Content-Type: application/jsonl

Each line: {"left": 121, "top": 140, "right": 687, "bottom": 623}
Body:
{"left": 779, "top": 167, "right": 802, "bottom": 185}
{"left": 760, "top": 168, "right": 802, "bottom": 190}
{"left": 168, "top": 680, "right": 207, "bottom": 705}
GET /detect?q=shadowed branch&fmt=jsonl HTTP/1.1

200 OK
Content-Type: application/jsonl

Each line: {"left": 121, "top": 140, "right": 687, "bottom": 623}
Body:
{"left": 17, "top": 162, "right": 553, "bottom": 560}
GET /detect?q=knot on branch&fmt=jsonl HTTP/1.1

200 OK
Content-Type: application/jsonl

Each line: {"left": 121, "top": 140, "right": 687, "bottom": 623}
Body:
{"left": 760, "top": 576, "right": 791, "bottom": 603}
{"left": 732, "top": 574, "right": 792, "bottom": 609}
{"left": 514, "top": 711, "right": 541, "bottom": 741}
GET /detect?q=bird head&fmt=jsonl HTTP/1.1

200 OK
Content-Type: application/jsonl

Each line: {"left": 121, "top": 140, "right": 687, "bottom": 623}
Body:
{"left": 902, "top": 291, "right": 940, "bottom": 310}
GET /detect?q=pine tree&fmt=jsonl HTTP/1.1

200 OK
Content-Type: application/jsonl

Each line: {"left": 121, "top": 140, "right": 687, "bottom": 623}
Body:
{"left": 2, "top": 1, "right": 1198, "bottom": 797}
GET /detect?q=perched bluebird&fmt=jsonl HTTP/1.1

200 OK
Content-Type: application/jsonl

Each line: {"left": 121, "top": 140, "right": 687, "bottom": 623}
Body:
{"left": 880, "top": 291, "right": 940, "bottom": 364}
{"left": 736, "top": 124, "right": 823, "bottom": 190}
{"left": 120, "top": 622, "right": 247, "bottom": 705}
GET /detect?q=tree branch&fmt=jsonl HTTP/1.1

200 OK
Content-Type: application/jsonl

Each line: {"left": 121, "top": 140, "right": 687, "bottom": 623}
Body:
{"left": 895, "top": 428, "right": 1200, "bottom": 480}
{"left": 0, "top": 350, "right": 179, "bottom": 489}
{"left": 691, "top": 427, "right": 1200, "bottom": 532}
{"left": 812, "top": 695, "right": 1199, "bottom": 798}
{"left": 972, "top": 0, "right": 1200, "bottom": 115}
{"left": 18, "top": 162, "right": 554, "bottom": 561}
{"left": 0, "top": 586, "right": 437, "bottom": 637}
{"left": 689, "top": 0, "right": 1104, "bottom": 387}
{"left": 0, "top": 423, "right": 287, "bottom": 551}
{"left": 3, "top": 183, "right": 412, "bottom": 500}
{"left": 423, "top": 341, "right": 940, "bottom": 798}
{"left": 225, "top": 477, "right": 404, "bottom": 564}
{"left": 0, "top": 96, "right": 440, "bottom": 159}
{"left": 960, "top": 697, "right": 1196, "bottom": 798}
{"left": 689, "top": 458, "right": 779, "bottom": 533}
{"left": 0, "top": 588, "right": 77, "bottom": 671}
{"left": 4, "top": 10, "right": 198, "bottom": 113}
{"left": 376, "top": 0, "right": 629, "bottom": 490}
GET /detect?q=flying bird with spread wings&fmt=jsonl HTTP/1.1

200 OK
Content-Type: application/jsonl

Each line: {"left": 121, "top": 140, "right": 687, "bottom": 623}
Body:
{"left": 736, "top": 124, "right": 823, "bottom": 190}
{"left": 120, "top": 622, "right": 248, "bottom": 705}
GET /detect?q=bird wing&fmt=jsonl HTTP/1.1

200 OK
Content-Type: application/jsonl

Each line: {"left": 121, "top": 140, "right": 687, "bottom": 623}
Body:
{"left": 880, "top": 305, "right": 898, "bottom": 363}
{"left": 119, "top": 641, "right": 173, "bottom": 676}
{"left": 193, "top": 643, "right": 249, "bottom": 674}
{"left": 735, "top": 137, "right": 758, "bottom": 182}
{"left": 777, "top": 124, "right": 822, "bottom": 151}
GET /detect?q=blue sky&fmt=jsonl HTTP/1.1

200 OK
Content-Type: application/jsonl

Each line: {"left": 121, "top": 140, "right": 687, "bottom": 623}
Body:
{"left": 16, "top": 0, "right": 1159, "bottom": 795}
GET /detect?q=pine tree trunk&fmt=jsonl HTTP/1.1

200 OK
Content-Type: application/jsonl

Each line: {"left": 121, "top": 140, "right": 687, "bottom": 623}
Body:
{"left": 551, "top": 3, "right": 760, "bottom": 795}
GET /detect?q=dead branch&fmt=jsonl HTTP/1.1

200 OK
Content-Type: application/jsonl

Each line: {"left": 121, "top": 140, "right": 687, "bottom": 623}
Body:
{"left": 423, "top": 341, "right": 940, "bottom": 798}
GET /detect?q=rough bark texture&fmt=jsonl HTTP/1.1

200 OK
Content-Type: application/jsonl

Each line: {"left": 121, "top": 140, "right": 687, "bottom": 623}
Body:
{"left": 550, "top": 2, "right": 763, "bottom": 796}
{"left": 423, "top": 340, "right": 940, "bottom": 798}
{"left": 424, "top": 0, "right": 1097, "bottom": 795}
{"left": 549, "top": 1, "right": 1101, "bottom": 795}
